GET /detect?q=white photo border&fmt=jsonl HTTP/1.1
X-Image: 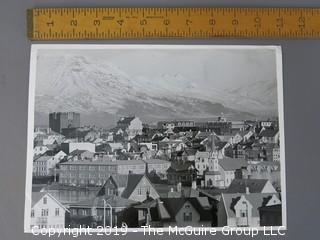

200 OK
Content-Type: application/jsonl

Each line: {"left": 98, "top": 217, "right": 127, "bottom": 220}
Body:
{"left": 24, "top": 44, "right": 286, "bottom": 233}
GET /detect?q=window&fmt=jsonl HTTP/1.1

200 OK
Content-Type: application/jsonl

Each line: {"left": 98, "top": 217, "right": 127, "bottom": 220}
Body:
{"left": 240, "top": 210, "right": 247, "bottom": 218}
{"left": 43, "top": 197, "right": 47, "bottom": 204}
{"left": 31, "top": 210, "right": 34, "bottom": 218}
{"left": 183, "top": 212, "right": 192, "bottom": 221}
{"left": 41, "top": 209, "right": 47, "bottom": 216}
{"left": 55, "top": 208, "right": 59, "bottom": 216}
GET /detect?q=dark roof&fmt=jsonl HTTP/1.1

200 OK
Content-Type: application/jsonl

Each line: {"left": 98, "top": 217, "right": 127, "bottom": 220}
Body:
{"left": 218, "top": 157, "right": 248, "bottom": 171}
{"left": 183, "top": 148, "right": 197, "bottom": 156}
{"left": 121, "top": 174, "right": 145, "bottom": 199}
{"left": 215, "top": 141, "right": 228, "bottom": 150}
{"left": 69, "top": 149, "right": 87, "bottom": 156}
{"left": 260, "top": 129, "right": 279, "bottom": 138}
{"left": 227, "top": 179, "right": 269, "bottom": 193}
{"left": 161, "top": 197, "right": 212, "bottom": 221}
{"left": 97, "top": 175, "right": 129, "bottom": 196}
{"left": 167, "top": 161, "right": 196, "bottom": 172}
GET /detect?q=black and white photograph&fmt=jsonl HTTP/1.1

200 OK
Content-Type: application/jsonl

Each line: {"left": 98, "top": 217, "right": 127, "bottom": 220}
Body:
{"left": 24, "top": 45, "right": 286, "bottom": 232}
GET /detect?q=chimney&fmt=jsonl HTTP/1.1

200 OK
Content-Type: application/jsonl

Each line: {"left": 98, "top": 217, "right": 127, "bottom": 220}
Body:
{"left": 177, "top": 182, "right": 182, "bottom": 192}
{"left": 245, "top": 186, "right": 250, "bottom": 194}
{"left": 191, "top": 180, "right": 197, "bottom": 190}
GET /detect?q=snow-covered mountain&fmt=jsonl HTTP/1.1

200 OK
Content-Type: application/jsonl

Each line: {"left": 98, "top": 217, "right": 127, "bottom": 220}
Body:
{"left": 35, "top": 55, "right": 276, "bottom": 126}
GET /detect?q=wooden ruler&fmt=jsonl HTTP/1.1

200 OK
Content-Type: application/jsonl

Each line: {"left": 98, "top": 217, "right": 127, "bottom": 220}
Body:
{"left": 27, "top": 7, "right": 320, "bottom": 40}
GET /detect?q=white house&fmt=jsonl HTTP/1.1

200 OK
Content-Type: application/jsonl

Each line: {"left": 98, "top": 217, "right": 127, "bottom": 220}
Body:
{"left": 33, "top": 151, "right": 66, "bottom": 176}
{"left": 30, "top": 192, "right": 69, "bottom": 229}
{"left": 117, "top": 116, "right": 143, "bottom": 140}
{"left": 217, "top": 193, "right": 281, "bottom": 227}
{"left": 273, "top": 147, "right": 280, "bottom": 161}
{"left": 61, "top": 142, "right": 96, "bottom": 154}
{"left": 195, "top": 151, "right": 211, "bottom": 176}
{"left": 259, "top": 129, "right": 279, "bottom": 144}
{"left": 218, "top": 158, "right": 248, "bottom": 188}
{"left": 121, "top": 174, "right": 160, "bottom": 202}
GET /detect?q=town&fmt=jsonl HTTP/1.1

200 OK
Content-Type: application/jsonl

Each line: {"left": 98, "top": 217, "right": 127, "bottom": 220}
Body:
{"left": 30, "top": 112, "right": 282, "bottom": 230}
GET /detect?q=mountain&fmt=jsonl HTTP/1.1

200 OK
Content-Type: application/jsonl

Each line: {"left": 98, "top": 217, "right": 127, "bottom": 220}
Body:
{"left": 34, "top": 55, "right": 272, "bottom": 127}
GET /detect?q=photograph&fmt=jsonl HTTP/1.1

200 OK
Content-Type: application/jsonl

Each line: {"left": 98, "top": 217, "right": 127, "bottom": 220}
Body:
{"left": 24, "top": 44, "right": 286, "bottom": 232}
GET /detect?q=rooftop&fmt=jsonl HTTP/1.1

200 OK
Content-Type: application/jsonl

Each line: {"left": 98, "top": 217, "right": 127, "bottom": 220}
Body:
{"left": 218, "top": 157, "right": 248, "bottom": 171}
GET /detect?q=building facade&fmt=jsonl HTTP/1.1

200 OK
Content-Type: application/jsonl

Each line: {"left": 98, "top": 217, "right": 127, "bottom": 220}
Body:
{"left": 30, "top": 192, "right": 68, "bottom": 229}
{"left": 49, "top": 112, "right": 80, "bottom": 134}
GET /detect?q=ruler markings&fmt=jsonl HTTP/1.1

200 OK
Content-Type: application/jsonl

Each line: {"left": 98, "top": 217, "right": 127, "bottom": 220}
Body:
{"left": 27, "top": 7, "right": 320, "bottom": 40}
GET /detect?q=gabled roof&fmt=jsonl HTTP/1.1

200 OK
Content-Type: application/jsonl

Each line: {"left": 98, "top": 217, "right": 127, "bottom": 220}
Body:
{"left": 97, "top": 175, "right": 129, "bottom": 196}
{"left": 121, "top": 174, "right": 145, "bottom": 199}
{"left": 260, "top": 129, "right": 279, "bottom": 138}
{"left": 221, "top": 193, "right": 280, "bottom": 218}
{"left": 34, "top": 155, "right": 52, "bottom": 162}
{"left": 31, "top": 192, "right": 68, "bottom": 211}
{"left": 69, "top": 149, "right": 87, "bottom": 156}
{"left": 215, "top": 141, "right": 229, "bottom": 150}
{"left": 161, "top": 197, "right": 212, "bottom": 221}
{"left": 218, "top": 157, "right": 247, "bottom": 171}
{"left": 227, "top": 179, "right": 269, "bottom": 193}
{"left": 183, "top": 148, "right": 197, "bottom": 156}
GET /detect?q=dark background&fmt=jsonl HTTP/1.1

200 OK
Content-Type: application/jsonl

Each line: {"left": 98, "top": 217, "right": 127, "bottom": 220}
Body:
{"left": 0, "top": 0, "right": 319, "bottom": 239}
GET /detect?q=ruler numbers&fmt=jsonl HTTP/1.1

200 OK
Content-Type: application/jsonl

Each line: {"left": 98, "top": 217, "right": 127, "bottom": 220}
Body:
{"left": 28, "top": 7, "right": 320, "bottom": 40}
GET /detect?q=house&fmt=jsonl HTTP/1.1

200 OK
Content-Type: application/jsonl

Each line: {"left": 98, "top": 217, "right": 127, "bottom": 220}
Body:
{"left": 227, "top": 179, "right": 277, "bottom": 194}
{"left": 153, "top": 182, "right": 199, "bottom": 198}
{"left": 218, "top": 158, "right": 248, "bottom": 188}
{"left": 61, "top": 142, "right": 95, "bottom": 154}
{"left": 247, "top": 162, "right": 281, "bottom": 190}
{"left": 117, "top": 116, "right": 143, "bottom": 139}
{"left": 142, "top": 159, "right": 171, "bottom": 176}
{"left": 121, "top": 174, "right": 160, "bottom": 202}
{"left": 33, "top": 150, "right": 66, "bottom": 176}
{"left": 203, "top": 155, "right": 221, "bottom": 188}
{"left": 68, "top": 195, "right": 137, "bottom": 228}
{"left": 33, "top": 146, "right": 49, "bottom": 156}
{"left": 134, "top": 197, "right": 212, "bottom": 227}
{"left": 259, "top": 129, "right": 279, "bottom": 144}
{"left": 167, "top": 161, "right": 197, "bottom": 185}
{"left": 195, "top": 151, "right": 211, "bottom": 176}
{"left": 259, "top": 204, "right": 282, "bottom": 226}
{"left": 181, "top": 148, "right": 197, "bottom": 161}
{"left": 68, "top": 150, "right": 95, "bottom": 161}
{"left": 217, "top": 193, "right": 281, "bottom": 227}
{"left": 97, "top": 175, "right": 129, "bottom": 197}
{"left": 273, "top": 147, "right": 280, "bottom": 161}
{"left": 30, "top": 192, "right": 69, "bottom": 229}
{"left": 106, "top": 143, "right": 124, "bottom": 153}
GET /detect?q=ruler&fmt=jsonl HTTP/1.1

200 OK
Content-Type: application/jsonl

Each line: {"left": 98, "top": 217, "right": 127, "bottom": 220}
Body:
{"left": 27, "top": 7, "right": 320, "bottom": 40}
